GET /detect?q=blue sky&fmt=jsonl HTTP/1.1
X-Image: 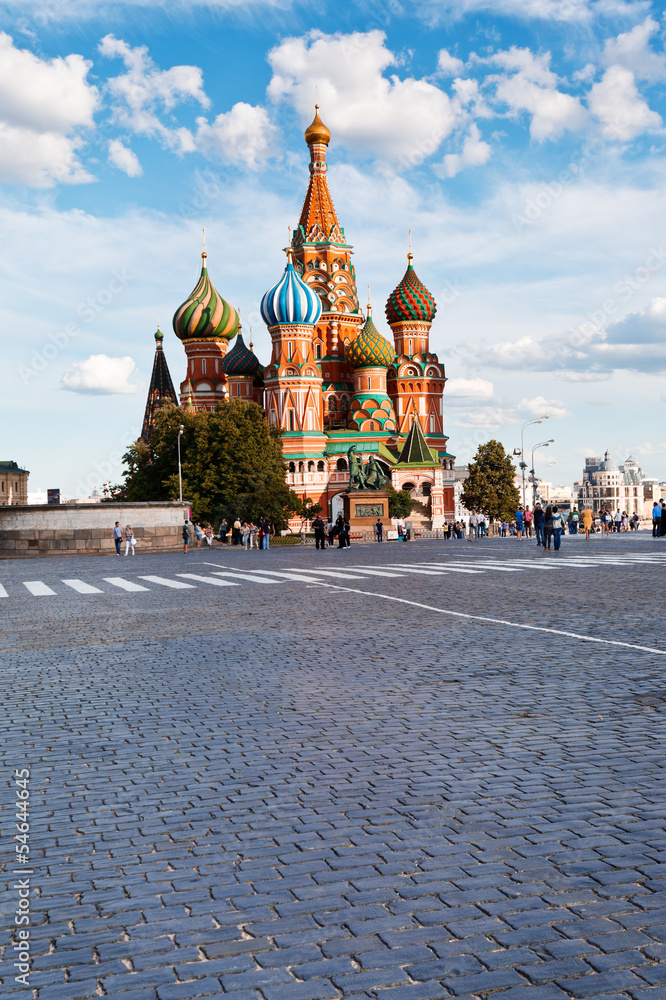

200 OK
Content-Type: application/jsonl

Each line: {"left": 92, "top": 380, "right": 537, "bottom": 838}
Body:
{"left": 2, "top": 0, "right": 666, "bottom": 497}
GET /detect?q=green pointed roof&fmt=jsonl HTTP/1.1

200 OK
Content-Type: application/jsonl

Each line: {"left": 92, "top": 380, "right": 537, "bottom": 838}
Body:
{"left": 396, "top": 419, "right": 438, "bottom": 466}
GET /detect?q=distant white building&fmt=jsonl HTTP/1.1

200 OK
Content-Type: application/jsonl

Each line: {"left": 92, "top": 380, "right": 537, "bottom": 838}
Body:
{"left": 577, "top": 451, "right": 654, "bottom": 517}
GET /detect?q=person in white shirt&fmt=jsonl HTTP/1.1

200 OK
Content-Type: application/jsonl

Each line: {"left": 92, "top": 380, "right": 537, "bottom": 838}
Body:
{"left": 124, "top": 525, "right": 135, "bottom": 556}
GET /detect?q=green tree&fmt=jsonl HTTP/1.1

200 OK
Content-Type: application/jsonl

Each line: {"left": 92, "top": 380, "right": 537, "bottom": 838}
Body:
{"left": 386, "top": 484, "right": 415, "bottom": 519}
{"left": 461, "top": 439, "right": 520, "bottom": 521}
{"left": 109, "top": 401, "right": 302, "bottom": 530}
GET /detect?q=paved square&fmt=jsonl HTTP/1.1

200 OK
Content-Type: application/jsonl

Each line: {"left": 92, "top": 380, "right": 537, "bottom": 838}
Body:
{"left": 2, "top": 534, "right": 665, "bottom": 999}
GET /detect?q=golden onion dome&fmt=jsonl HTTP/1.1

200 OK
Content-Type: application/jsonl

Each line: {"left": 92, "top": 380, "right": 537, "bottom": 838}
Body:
{"left": 304, "top": 105, "right": 331, "bottom": 146}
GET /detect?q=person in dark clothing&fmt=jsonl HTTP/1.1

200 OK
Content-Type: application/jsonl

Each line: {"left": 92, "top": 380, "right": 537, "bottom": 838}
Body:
{"left": 533, "top": 503, "right": 545, "bottom": 547}
{"left": 660, "top": 500, "right": 666, "bottom": 537}
{"left": 543, "top": 505, "right": 553, "bottom": 550}
{"left": 312, "top": 515, "right": 326, "bottom": 550}
{"left": 375, "top": 518, "right": 383, "bottom": 542}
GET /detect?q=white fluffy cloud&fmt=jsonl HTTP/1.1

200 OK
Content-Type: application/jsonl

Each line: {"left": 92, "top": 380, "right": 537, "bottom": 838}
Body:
{"left": 0, "top": 33, "right": 98, "bottom": 187}
{"left": 602, "top": 16, "right": 666, "bottom": 81}
{"left": 588, "top": 65, "right": 662, "bottom": 140}
{"left": 489, "top": 47, "right": 587, "bottom": 140}
{"left": 61, "top": 355, "right": 140, "bottom": 394}
{"left": 195, "top": 102, "right": 276, "bottom": 168}
{"left": 437, "top": 49, "right": 464, "bottom": 76}
{"left": 99, "top": 34, "right": 209, "bottom": 152}
{"left": 416, "top": 0, "right": 647, "bottom": 23}
{"left": 267, "top": 30, "right": 456, "bottom": 162}
{"left": 464, "top": 297, "right": 666, "bottom": 375}
{"left": 445, "top": 376, "right": 495, "bottom": 398}
{"left": 439, "top": 123, "right": 491, "bottom": 178}
{"left": 108, "top": 138, "right": 143, "bottom": 177}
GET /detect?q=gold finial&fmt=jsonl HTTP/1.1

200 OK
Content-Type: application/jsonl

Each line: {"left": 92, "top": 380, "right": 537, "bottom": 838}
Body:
{"left": 285, "top": 245, "right": 295, "bottom": 263}
{"left": 202, "top": 227, "right": 207, "bottom": 263}
{"left": 304, "top": 104, "right": 331, "bottom": 146}
{"left": 407, "top": 229, "right": 413, "bottom": 264}
{"left": 367, "top": 282, "right": 372, "bottom": 316}
{"left": 249, "top": 326, "right": 253, "bottom": 351}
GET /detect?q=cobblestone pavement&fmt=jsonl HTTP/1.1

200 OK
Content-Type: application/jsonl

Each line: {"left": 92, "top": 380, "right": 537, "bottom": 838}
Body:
{"left": 2, "top": 534, "right": 666, "bottom": 1000}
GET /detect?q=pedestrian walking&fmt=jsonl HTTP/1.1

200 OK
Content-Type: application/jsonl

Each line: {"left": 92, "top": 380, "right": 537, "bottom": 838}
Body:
{"left": 112, "top": 521, "right": 123, "bottom": 555}
{"left": 652, "top": 501, "right": 662, "bottom": 537}
{"left": 581, "top": 506, "right": 593, "bottom": 540}
{"left": 242, "top": 522, "right": 250, "bottom": 549}
{"left": 551, "top": 505, "right": 564, "bottom": 551}
{"left": 614, "top": 509, "right": 622, "bottom": 533}
{"left": 571, "top": 508, "right": 579, "bottom": 534}
{"left": 342, "top": 518, "right": 351, "bottom": 548}
{"left": 232, "top": 517, "right": 242, "bottom": 545}
{"left": 261, "top": 517, "right": 272, "bottom": 549}
{"left": 312, "top": 515, "right": 326, "bottom": 550}
{"left": 397, "top": 517, "right": 406, "bottom": 541}
{"left": 478, "top": 513, "right": 486, "bottom": 538}
{"left": 543, "top": 505, "right": 553, "bottom": 551}
{"left": 601, "top": 508, "right": 611, "bottom": 538}
{"left": 514, "top": 506, "right": 524, "bottom": 540}
{"left": 375, "top": 518, "right": 384, "bottom": 543}
{"left": 124, "top": 524, "right": 136, "bottom": 556}
{"left": 218, "top": 519, "right": 229, "bottom": 544}
{"left": 326, "top": 519, "right": 334, "bottom": 546}
{"left": 524, "top": 506, "right": 533, "bottom": 538}
{"left": 468, "top": 511, "right": 477, "bottom": 540}
{"left": 249, "top": 523, "right": 258, "bottom": 549}
{"left": 182, "top": 520, "right": 190, "bottom": 554}
{"left": 533, "top": 503, "right": 544, "bottom": 546}
{"left": 194, "top": 522, "right": 203, "bottom": 547}
{"left": 660, "top": 500, "right": 666, "bottom": 537}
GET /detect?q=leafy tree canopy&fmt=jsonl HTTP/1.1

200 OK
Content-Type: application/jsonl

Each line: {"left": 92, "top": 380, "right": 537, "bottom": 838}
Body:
{"left": 386, "top": 484, "right": 415, "bottom": 519}
{"left": 460, "top": 439, "right": 520, "bottom": 521}
{"left": 109, "top": 401, "right": 302, "bottom": 529}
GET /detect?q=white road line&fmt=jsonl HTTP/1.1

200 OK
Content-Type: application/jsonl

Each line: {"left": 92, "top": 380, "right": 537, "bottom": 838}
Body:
{"left": 380, "top": 564, "right": 476, "bottom": 576}
{"left": 176, "top": 573, "right": 240, "bottom": 587}
{"left": 23, "top": 581, "right": 56, "bottom": 596}
{"left": 416, "top": 562, "right": 521, "bottom": 573}
{"left": 229, "top": 569, "right": 331, "bottom": 585}
{"left": 327, "top": 567, "right": 404, "bottom": 578}
{"left": 0, "top": 583, "right": 7, "bottom": 598}
{"left": 62, "top": 579, "right": 103, "bottom": 594}
{"left": 316, "top": 583, "right": 666, "bottom": 656}
{"left": 209, "top": 571, "right": 278, "bottom": 584}
{"left": 103, "top": 577, "right": 150, "bottom": 592}
{"left": 138, "top": 575, "right": 195, "bottom": 589}
{"left": 271, "top": 568, "right": 381, "bottom": 581}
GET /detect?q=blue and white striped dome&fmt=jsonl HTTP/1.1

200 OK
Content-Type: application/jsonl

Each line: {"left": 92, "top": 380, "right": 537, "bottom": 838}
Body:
{"left": 260, "top": 261, "right": 322, "bottom": 327}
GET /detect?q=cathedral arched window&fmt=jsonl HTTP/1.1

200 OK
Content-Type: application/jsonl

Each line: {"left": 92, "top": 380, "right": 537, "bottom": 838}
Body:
{"left": 336, "top": 458, "right": 348, "bottom": 471}
{"left": 308, "top": 461, "right": 315, "bottom": 472}
{"left": 298, "top": 461, "right": 305, "bottom": 472}
{"left": 422, "top": 483, "right": 432, "bottom": 497}
{"left": 315, "top": 342, "right": 322, "bottom": 359}
{"left": 202, "top": 359, "right": 206, "bottom": 375}
{"left": 328, "top": 396, "right": 337, "bottom": 412}
{"left": 288, "top": 462, "right": 296, "bottom": 473}
{"left": 367, "top": 376, "right": 371, "bottom": 390}
{"left": 317, "top": 460, "right": 325, "bottom": 472}
{"left": 288, "top": 410, "right": 295, "bottom": 431}
{"left": 341, "top": 396, "right": 349, "bottom": 412}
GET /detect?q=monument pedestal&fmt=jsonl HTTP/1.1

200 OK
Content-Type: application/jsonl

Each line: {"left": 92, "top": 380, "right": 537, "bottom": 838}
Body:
{"left": 343, "top": 490, "right": 390, "bottom": 529}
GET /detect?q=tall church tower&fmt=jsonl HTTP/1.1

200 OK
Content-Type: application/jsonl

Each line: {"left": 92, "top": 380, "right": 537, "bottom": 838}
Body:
{"left": 172, "top": 251, "right": 239, "bottom": 411}
{"left": 140, "top": 327, "right": 178, "bottom": 441}
{"left": 386, "top": 254, "right": 447, "bottom": 451}
{"left": 261, "top": 250, "right": 326, "bottom": 462}
{"left": 291, "top": 107, "right": 363, "bottom": 428}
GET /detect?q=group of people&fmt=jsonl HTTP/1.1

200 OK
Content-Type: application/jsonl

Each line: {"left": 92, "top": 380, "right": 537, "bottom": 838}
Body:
{"left": 311, "top": 514, "right": 352, "bottom": 549}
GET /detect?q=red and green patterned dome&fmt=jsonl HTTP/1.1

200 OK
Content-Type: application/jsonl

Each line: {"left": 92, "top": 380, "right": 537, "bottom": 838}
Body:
{"left": 345, "top": 311, "right": 394, "bottom": 369}
{"left": 386, "top": 254, "right": 436, "bottom": 325}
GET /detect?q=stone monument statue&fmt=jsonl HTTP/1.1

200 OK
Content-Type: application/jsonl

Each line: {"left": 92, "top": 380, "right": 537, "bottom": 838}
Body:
{"left": 347, "top": 445, "right": 390, "bottom": 491}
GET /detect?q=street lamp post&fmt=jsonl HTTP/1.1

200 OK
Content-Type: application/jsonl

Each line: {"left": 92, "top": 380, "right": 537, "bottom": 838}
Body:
{"left": 177, "top": 424, "right": 184, "bottom": 503}
{"left": 530, "top": 439, "right": 554, "bottom": 508}
{"left": 520, "top": 416, "right": 549, "bottom": 508}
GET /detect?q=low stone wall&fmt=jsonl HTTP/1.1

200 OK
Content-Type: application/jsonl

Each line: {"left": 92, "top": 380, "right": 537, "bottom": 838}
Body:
{"left": 0, "top": 502, "right": 190, "bottom": 559}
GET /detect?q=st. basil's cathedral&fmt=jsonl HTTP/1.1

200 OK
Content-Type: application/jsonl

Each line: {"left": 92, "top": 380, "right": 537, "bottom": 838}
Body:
{"left": 141, "top": 108, "right": 456, "bottom": 527}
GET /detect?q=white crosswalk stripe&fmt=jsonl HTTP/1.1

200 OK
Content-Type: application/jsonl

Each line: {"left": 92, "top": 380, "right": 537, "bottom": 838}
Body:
{"left": 176, "top": 573, "right": 240, "bottom": 587}
{"left": 23, "top": 581, "right": 56, "bottom": 596}
{"left": 0, "top": 583, "right": 7, "bottom": 598}
{"left": 238, "top": 569, "right": 334, "bottom": 584}
{"left": 138, "top": 575, "right": 195, "bottom": 589}
{"left": 62, "top": 579, "right": 103, "bottom": 594}
{"left": 104, "top": 577, "right": 150, "bottom": 592}
{"left": 208, "top": 570, "right": 279, "bottom": 584}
